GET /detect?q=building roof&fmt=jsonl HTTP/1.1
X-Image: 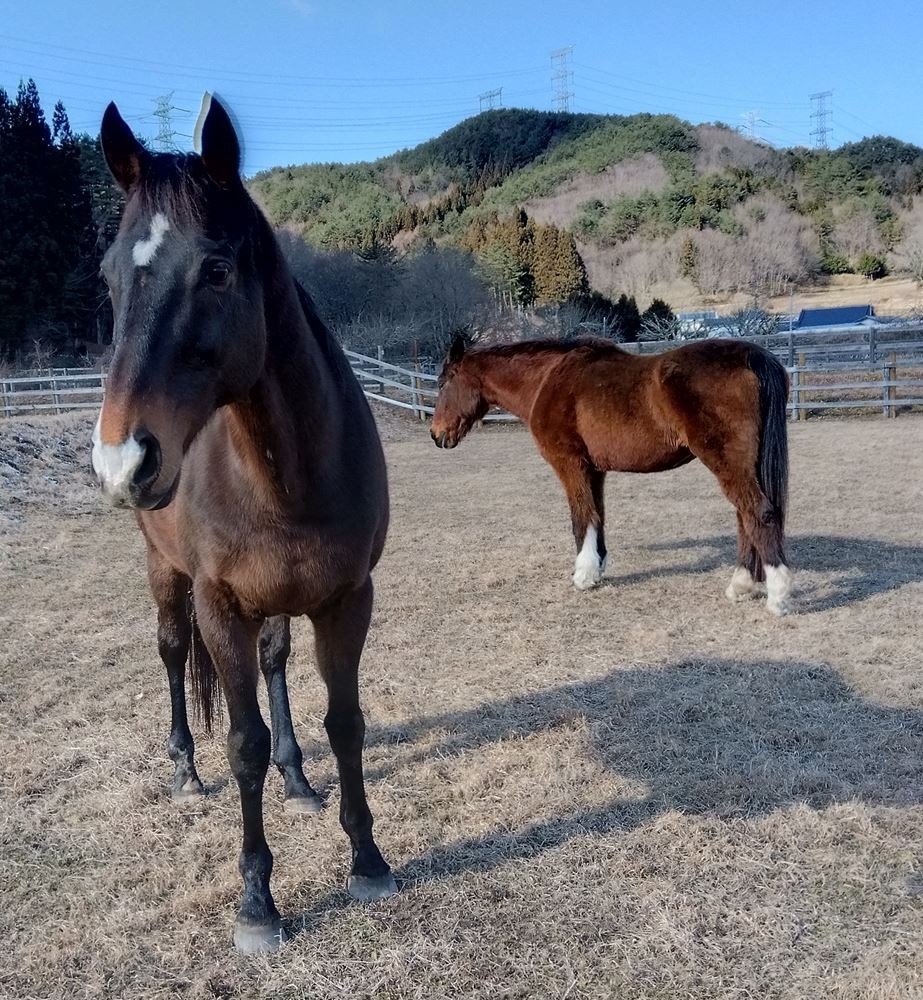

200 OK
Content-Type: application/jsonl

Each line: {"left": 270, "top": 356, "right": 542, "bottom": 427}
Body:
{"left": 796, "top": 305, "right": 874, "bottom": 328}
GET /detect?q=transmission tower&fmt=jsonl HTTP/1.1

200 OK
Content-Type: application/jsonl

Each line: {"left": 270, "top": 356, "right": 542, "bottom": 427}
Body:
{"left": 740, "top": 111, "right": 759, "bottom": 142}
{"left": 551, "top": 46, "right": 574, "bottom": 112}
{"left": 810, "top": 90, "right": 833, "bottom": 149}
{"left": 479, "top": 88, "right": 502, "bottom": 112}
{"left": 152, "top": 92, "right": 179, "bottom": 151}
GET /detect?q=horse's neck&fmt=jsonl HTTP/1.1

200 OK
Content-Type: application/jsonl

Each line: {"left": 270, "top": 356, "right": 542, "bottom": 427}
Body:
{"left": 225, "top": 264, "right": 340, "bottom": 503}
{"left": 474, "top": 350, "right": 562, "bottom": 422}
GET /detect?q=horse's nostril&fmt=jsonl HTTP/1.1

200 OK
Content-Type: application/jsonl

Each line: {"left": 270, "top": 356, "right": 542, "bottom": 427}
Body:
{"left": 132, "top": 431, "right": 161, "bottom": 489}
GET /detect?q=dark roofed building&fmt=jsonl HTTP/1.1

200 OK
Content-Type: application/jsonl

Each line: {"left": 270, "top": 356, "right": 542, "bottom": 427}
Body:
{"left": 796, "top": 305, "right": 875, "bottom": 329}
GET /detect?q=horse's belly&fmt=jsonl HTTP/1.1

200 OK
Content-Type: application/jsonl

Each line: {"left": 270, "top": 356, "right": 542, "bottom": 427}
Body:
{"left": 223, "top": 536, "right": 372, "bottom": 618}
{"left": 584, "top": 426, "right": 691, "bottom": 473}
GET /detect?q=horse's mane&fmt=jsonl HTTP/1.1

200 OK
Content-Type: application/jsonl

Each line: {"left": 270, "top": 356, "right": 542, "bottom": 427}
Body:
{"left": 469, "top": 336, "right": 627, "bottom": 358}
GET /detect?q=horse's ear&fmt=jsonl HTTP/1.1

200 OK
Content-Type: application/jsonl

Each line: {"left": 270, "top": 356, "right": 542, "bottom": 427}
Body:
{"left": 100, "top": 102, "right": 146, "bottom": 193}
{"left": 448, "top": 335, "right": 467, "bottom": 364}
{"left": 195, "top": 93, "right": 241, "bottom": 187}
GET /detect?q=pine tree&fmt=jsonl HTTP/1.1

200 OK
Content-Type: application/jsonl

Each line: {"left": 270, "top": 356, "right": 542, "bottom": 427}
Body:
{"left": 679, "top": 236, "right": 698, "bottom": 279}
{"left": 612, "top": 293, "right": 642, "bottom": 342}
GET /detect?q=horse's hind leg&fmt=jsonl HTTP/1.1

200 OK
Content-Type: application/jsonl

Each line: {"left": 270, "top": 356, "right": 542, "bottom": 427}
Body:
{"left": 148, "top": 549, "right": 204, "bottom": 800}
{"left": 704, "top": 463, "right": 791, "bottom": 616}
{"left": 258, "top": 616, "right": 322, "bottom": 814}
{"left": 743, "top": 496, "right": 791, "bottom": 616}
{"left": 312, "top": 578, "right": 396, "bottom": 901}
{"left": 725, "top": 512, "right": 763, "bottom": 603}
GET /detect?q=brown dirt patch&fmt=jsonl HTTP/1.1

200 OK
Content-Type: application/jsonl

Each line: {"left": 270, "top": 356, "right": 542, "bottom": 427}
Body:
{"left": 2, "top": 414, "right": 922, "bottom": 998}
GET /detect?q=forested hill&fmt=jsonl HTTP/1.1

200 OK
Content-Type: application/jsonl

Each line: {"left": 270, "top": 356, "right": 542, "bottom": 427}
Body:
{"left": 250, "top": 109, "right": 923, "bottom": 303}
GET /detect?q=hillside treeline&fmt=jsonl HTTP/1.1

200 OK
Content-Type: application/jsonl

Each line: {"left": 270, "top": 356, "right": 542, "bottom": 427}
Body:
{"left": 253, "top": 110, "right": 923, "bottom": 304}
{"left": 5, "top": 87, "right": 923, "bottom": 363}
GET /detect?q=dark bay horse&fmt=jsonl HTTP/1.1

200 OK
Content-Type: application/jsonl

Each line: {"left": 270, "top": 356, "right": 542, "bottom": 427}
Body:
{"left": 92, "top": 97, "right": 395, "bottom": 951}
{"left": 431, "top": 336, "right": 792, "bottom": 615}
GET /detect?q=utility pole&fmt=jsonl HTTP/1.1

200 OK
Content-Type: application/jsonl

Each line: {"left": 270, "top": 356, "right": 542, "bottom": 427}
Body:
{"left": 809, "top": 90, "right": 833, "bottom": 149}
{"left": 551, "top": 46, "right": 574, "bottom": 112}
{"left": 152, "top": 92, "right": 190, "bottom": 152}
{"left": 478, "top": 88, "right": 502, "bottom": 113}
{"left": 741, "top": 110, "right": 760, "bottom": 142}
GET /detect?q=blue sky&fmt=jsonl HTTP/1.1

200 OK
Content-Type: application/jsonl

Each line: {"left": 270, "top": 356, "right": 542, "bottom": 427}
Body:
{"left": 3, "top": 1, "right": 922, "bottom": 176}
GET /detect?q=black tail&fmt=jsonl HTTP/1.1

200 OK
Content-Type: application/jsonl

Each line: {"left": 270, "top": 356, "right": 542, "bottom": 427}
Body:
{"left": 187, "top": 593, "right": 222, "bottom": 736}
{"left": 748, "top": 345, "right": 790, "bottom": 529}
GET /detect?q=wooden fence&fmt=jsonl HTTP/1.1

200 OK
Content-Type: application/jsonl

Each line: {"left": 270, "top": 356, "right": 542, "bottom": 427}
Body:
{"left": 3, "top": 338, "right": 923, "bottom": 422}
{"left": 625, "top": 322, "right": 923, "bottom": 368}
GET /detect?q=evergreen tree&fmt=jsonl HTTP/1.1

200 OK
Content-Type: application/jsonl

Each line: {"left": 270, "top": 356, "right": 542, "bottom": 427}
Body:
{"left": 611, "top": 293, "right": 642, "bottom": 342}
{"left": 0, "top": 81, "right": 118, "bottom": 357}
{"left": 531, "top": 224, "right": 588, "bottom": 304}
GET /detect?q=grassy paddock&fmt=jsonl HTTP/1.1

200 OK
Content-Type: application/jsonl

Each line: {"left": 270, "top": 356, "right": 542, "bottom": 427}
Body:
{"left": 1, "top": 412, "right": 922, "bottom": 999}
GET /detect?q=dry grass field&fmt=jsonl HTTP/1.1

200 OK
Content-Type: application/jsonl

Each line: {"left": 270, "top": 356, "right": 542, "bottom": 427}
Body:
{"left": 1, "top": 410, "right": 922, "bottom": 1000}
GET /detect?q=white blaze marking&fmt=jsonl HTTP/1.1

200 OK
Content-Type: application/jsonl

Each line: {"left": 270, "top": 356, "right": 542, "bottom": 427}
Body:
{"left": 765, "top": 564, "right": 793, "bottom": 617}
{"left": 132, "top": 212, "right": 171, "bottom": 267}
{"left": 572, "top": 525, "right": 603, "bottom": 591}
{"left": 726, "top": 566, "right": 757, "bottom": 603}
{"left": 91, "top": 412, "right": 144, "bottom": 504}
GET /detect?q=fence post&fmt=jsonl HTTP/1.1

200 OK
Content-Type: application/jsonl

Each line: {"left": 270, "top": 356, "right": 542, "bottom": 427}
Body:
{"left": 52, "top": 376, "right": 61, "bottom": 415}
{"left": 413, "top": 361, "right": 425, "bottom": 422}
{"left": 869, "top": 326, "right": 877, "bottom": 366}
{"left": 376, "top": 345, "right": 384, "bottom": 394}
{"left": 882, "top": 352, "right": 896, "bottom": 418}
{"left": 1, "top": 379, "right": 9, "bottom": 418}
{"left": 787, "top": 330, "right": 795, "bottom": 368}
{"left": 798, "top": 353, "right": 807, "bottom": 421}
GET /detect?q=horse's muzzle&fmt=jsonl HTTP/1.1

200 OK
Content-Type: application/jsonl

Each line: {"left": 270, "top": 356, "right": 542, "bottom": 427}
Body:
{"left": 92, "top": 426, "right": 177, "bottom": 509}
{"left": 429, "top": 431, "right": 458, "bottom": 448}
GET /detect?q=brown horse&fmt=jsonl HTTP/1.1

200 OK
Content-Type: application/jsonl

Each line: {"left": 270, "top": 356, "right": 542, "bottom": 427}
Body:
{"left": 92, "top": 97, "right": 395, "bottom": 952}
{"left": 431, "top": 336, "right": 792, "bottom": 615}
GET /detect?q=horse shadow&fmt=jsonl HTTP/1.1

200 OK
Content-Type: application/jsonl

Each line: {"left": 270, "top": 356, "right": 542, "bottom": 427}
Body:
{"left": 289, "top": 657, "right": 922, "bottom": 932}
{"left": 615, "top": 533, "right": 923, "bottom": 612}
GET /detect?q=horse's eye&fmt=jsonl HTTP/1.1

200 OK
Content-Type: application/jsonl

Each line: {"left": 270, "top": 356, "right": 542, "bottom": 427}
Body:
{"left": 204, "top": 261, "right": 232, "bottom": 287}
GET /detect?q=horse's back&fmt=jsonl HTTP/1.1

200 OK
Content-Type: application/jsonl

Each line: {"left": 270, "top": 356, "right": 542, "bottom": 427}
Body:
{"left": 531, "top": 338, "right": 770, "bottom": 473}
{"left": 531, "top": 344, "right": 691, "bottom": 472}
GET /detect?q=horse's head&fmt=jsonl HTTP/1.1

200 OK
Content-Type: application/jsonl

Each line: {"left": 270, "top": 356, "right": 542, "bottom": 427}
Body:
{"left": 430, "top": 336, "right": 488, "bottom": 449}
{"left": 92, "top": 95, "right": 268, "bottom": 509}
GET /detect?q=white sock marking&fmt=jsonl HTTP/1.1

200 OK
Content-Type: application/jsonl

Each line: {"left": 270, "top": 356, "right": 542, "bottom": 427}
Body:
{"left": 765, "top": 564, "right": 793, "bottom": 616}
{"left": 726, "top": 566, "right": 757, "bottom": 603}
{"left": 573, "top": 525, "right": 603, "bottom": 590}
{"left": 132, "top": 212, "right": 171, "bottom": 267}
{"left": 92, "top": 413, "right": 144, "bottom": 504}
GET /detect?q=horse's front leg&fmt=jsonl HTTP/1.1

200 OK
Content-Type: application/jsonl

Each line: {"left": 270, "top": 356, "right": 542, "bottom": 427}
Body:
{"left": 147, "top": 549, "right": 205, "bottom": 800}
{"left": 194, "top": 579, "right": 283, "bottom": 953}
{"left": 312, "top": 577, "right": 396, "bottom": 901}
{"left": 548, "top": 455, "right": 606, "bottom": 590}
{"left": 258, "top": 615, "right": 322, "bottom": 813}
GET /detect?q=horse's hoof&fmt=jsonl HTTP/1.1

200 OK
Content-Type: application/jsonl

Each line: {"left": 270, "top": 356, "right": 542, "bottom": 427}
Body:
{"left": 283, "top": 793, "right": 323, "bottom": 815}
{"left": 725, "top": 583, "right": 757, "bottom": 603}
{"left": 348, "top": 871, "right": 398, "bottom": 902}
{"left": 725, "top": 567, "right": 757, "bottom": 603}
{"left": 767, "top": 599, "right": 792, "bottom": 617}
{"left": 233, "top": 920, "right": 287, "bottom": 954}
{"left": 572, "top": 569, "right": 601, "bottom": 591}
{"left": 172, "top": 777, "right": 205, "bottom": 802}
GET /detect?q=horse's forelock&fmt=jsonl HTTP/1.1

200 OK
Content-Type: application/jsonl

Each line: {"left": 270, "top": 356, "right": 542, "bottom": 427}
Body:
{"left": 133, "top": 152, "right": 249, "bottom": 234}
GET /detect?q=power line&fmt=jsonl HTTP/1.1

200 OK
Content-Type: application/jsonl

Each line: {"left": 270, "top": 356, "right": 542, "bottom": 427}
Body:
{"left": 0, "top": 34, "right": 548, "bottom": 88}
{"left": 478, "top": 88, "right": 502, "bottom": 112}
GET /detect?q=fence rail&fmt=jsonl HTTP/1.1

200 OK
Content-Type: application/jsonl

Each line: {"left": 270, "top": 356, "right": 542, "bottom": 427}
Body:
{"left": 3, "top": 339, "right": 923, "bottom": 421}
